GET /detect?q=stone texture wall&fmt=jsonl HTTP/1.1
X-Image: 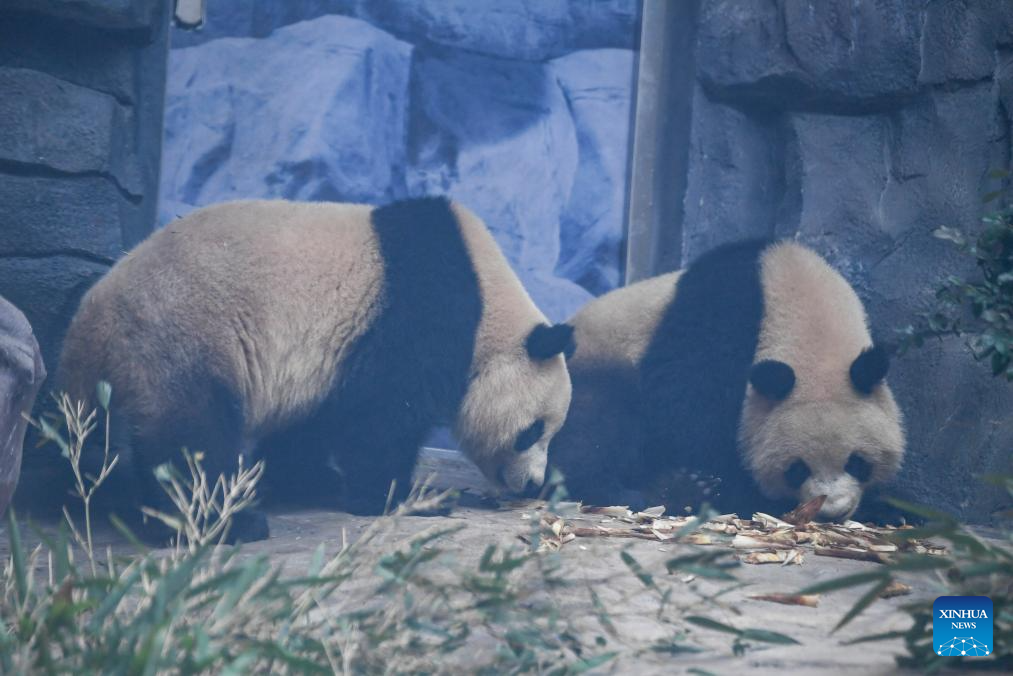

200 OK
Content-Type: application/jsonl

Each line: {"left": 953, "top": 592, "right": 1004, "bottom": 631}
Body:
{"left": 159, "top": 1, "right": 640, "bottom": 320}
{"left": 673, "top": 0, "right": 1013, "bottom": 521}
{"left": 0, "top": 0, "right": 171, "bottom": 510}
{"left": 0, "top": 0, "right": 171, "bottom": 373}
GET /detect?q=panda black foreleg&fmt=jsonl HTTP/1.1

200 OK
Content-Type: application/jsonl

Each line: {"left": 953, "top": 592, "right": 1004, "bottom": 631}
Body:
{"left": 331, "top": 405, "right": 436, "bottom": 516}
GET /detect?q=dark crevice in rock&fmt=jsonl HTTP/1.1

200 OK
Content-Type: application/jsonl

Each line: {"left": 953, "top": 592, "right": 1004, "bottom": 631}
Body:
{"left": 0, "top": 159, "right": 142, "bottom": 205}
{"left": 0, "top": 250, "right": 116, "bottom": 266}
{"left": 699, "top": 77, "right": 922, "bottom": 117}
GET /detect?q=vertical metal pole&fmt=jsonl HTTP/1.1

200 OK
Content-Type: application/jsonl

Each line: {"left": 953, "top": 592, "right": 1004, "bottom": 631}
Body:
{"left": 623, "top": 0, "right": 699, "bottom": 283}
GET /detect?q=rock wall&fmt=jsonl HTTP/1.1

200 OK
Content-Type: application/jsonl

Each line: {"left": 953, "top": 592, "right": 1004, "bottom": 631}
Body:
{"left": 674, "top": 0, "right": 1013, "bottom": 521}
{"left": 0, "top": 295, "right": 46, "bottom": 517}
{"left": 0, "top": 0, "right": 171, "bottom": 374}
{"left": 160, "top": 2, "right": 639, "bottom": 321}
{"left": 0, "top": 0, "right": 171, "bottom": 511}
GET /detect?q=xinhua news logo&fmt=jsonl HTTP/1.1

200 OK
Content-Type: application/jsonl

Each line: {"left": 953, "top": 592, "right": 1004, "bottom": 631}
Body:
{"left": 933, "top": 596, "right": 993, "bottom": 657}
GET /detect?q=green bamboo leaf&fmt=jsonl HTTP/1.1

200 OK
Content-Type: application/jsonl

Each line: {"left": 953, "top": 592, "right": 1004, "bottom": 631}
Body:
{"left": 842, "top": 629, "right": 911, "bottom": 645}
{"left": 886, "top": 554, "right": 952, "bottom": 572}
{"left": 96, "top": 381, "right": 112, "bottom": 410}
{"left": 89, "top": 565, "right": 144, "bottom": 633}
{"left": 799, "top": 570, "right": 887, "bottom": 595}
{"left": 685, "top": 615, "right": 741, "bottom": 636}
{"left": 739, "top": 628, "right": 801, "bottom": 645}
{"left": 38, "top": 417, "right": 70, "bottom": 457}
{"left": 307, "top": 542, "right": 326, "bottom": 577}
{"left": 620, "top": 550, "right": 654, "bottom": 588}
{"left": 833, "top": 577, "right": 893, "bottom": 633}
{"left": 590, "top": 587, "right": 618, "bottom": 637}
{"left": 219, "top": 652, "right": 259, "bottom": 676}
{"left": 7, "top": 509, "right": 28, "bottom": 606}
{"left": 568, "top": 651, "right": 618, "bottom": 673}
{"left": 676, "top": 564, "right": 738, "bottom": 581}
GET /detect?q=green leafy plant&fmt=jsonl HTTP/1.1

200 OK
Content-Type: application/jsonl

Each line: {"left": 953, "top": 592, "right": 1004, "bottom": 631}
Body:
{"left": 3, "top": 388, "right": 789, "bottom": 673}
{"left": 899, "top": 207, "right": 1013, "bottom": 379}
{"left": 799, "top": 478, "right": 1012, "bottom": 671}
{"left": 3, "top": 390, "right": 625, "bottom": 674}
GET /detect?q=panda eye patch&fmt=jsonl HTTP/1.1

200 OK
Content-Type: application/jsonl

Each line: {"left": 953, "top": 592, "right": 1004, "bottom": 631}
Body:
{"left": 845, "top": 453, "right": 873, "bottom": 483}
{"left": 514, "top": 419, "right": 545, "bottom": 453}
{"left": 784, "top": 459, "right": 811, "bottom": 489}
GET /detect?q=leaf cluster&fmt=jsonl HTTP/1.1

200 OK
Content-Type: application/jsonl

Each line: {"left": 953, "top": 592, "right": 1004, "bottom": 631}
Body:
{"left": 800, "top": 478, "right": 1013, "bottom": 671}
{"left": 900, "top": 204, "right": 1013, "bottom": 380}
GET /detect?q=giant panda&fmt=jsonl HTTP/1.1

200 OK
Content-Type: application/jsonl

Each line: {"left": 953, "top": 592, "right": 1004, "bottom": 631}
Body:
{"left": 549, "top": 239, "right": 905, "bottom": 522}
{"left": 59, "top": 197, "right": 574, "bottom": 541}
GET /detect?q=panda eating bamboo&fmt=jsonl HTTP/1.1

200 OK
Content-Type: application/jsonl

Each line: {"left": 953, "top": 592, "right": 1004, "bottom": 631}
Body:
{"left": 59, "top": 197, "right": 574, "bottom": 542}
{"left": 549, "top": 239, "right": 906, "bottom": 522}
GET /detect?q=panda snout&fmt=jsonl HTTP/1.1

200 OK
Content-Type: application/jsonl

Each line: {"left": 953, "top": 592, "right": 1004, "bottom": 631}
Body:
{"left": 520, "top": 477, "right": 544, "bottom": 498}
{"left": 816, "top": 493, "right": 859, "bottom": 522}
{"left": 806, "top": 477, "right": 861, "bottom": 522}
{"left": 498, "top": 461, "right": 546, "bottom": 496}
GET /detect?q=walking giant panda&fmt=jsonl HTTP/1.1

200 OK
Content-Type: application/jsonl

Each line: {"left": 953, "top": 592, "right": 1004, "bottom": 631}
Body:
{"left": 549, "top": 240, "right": 905, "bottom": 522}
{"left": 59, "top": 197, "right": 574, "bottom": 541}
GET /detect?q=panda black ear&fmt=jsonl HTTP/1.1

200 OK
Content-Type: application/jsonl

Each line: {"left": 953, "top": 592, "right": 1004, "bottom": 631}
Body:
{"left": 526, "top": 323, "right": 576, "bottom": 360}
{"left": 850, "top": 345, "right": 889, "bottom": 395}
{"left": 749, "top": 360, "right": 796, "bottom": 401}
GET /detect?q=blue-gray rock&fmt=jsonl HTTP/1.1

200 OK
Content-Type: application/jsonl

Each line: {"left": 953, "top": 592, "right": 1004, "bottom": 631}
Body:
{"left": 680, "top": 85, "right": 782, "bottom": 263}
{"left": 359, "top": 0, "right": 638, "bottom": 61}
{"left": 0, "top": 12, "right": 137, "bottom": 104}
{"left": 878, "top": 85, "right": 1007, "bottom": 247}
{"left": 0, "top": 295, "right": 45, "bottom": 517}
{"left": 159, "top": 15, "right": 412, "bottom": 224}
{"left": 776, "top": 81, "right": 1013, "bottom": 520}
{"left": 784, "top": 113, "right": 892, "bottom": 264}
{"left": 5, "top": 0, "right": 161, "bottom": 32}
{"left": 406, "top": 47, "right": 589, "bottom": 320}
{"left": 919, "top": 0, "right": 1013, "bottom": 85}
{"left": 698, "top": 0, "right": 922, "bottom": 111}
{"left": 889, "top": 338, "right": 1013, "bottom": 523}
{"left": 551, "top": 49, "right": 635, "bottom": 296}
{"left": 0, "top": 257, "right": 107, "bottom": 384}
{"left": 0, "top": 67, "right": 140, "bottom": 195}
{"left": 0, "top": 174, "right": 129, "bottom": 260}
{"left": 169, "top": 0, "right": 359, "bottom": 46}
{"left": 171, "top": 0, "right": 639, "bottom": 61}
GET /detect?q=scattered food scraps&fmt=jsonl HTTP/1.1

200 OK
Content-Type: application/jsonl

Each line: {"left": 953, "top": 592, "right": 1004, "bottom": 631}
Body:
{"left": 782, "top": 495, "right": 827, "bottom": 526}
{"left": 525, "top": 503, "right": 947, "bottom": 563}
{"left": 879, "top": 580, "right": 913, "bottom": 598}
{"left": 748, "top": 593, "right": 820, "bottom": 607}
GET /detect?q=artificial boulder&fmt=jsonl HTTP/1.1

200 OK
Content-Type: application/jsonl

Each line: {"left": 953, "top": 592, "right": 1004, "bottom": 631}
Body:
{"left": 0, "top": 296, "right": 45, "bottom": 517}
{"left": 171, "top": 0, "right": 639, "bottom": 61}
{"left": 406, "top": 47, "right": 588, "bottom": 321}
{"left": 697, "top": 0, "right": 922, "bottom": 111}
{"left": 552, "top": 49, "right": 635, "bottom": 296}
{"left": 160, "top": 15, "right": 413, "bottom": 224}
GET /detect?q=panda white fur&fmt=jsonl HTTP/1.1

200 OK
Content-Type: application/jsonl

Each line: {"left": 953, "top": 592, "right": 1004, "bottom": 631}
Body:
{"left": 549, "top": 240, "right": 905, "bottom": 522}
{"left": 59, "top": 197, "right": 574, "bottom": 541}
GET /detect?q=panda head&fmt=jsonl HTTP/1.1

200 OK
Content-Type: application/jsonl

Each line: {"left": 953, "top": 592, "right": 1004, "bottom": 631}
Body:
{"left": 741, "top": 345, "right": 905, "bottom": 522}
{"left": 455, "top": 322, "right": 574, "bottom": 495}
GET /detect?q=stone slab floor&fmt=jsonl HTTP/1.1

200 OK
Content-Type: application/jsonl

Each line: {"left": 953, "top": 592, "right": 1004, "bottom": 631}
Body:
{"left": 0, "top": 449, "right": 974, "bottom": 674}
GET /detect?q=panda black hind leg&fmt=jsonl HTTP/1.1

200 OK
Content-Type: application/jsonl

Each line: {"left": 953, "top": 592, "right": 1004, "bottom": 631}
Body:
{"left": 126, "top": 381, "right": 269, "bottom": 546}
